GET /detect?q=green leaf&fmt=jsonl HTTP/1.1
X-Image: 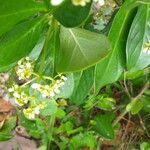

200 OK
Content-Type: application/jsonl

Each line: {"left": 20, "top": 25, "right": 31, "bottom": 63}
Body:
{"left": 56, "top": 27, "right": 111, "bottom": 72}
{"left": 0, "top": 117, "right": 16, "bottom": 141}
{"left": 95, "top": 0, "right": 137, "bottom": 92}
{"left": 69, "top": 132, "right": 96, "bottom": 150}
{"left": 140, "top": 142, "right": 150, "bottom": 150}
{"left": 97, "top": 97, "right": 116, "bottom": 110}
{"left": 40, "top": 100, "right": 58, "bottom": 116}
{"left": 93, "top": 113, "right": 115, "bottom": 139}
{"left": 0, "top": 0, "right": 46, "bottom": 36}
{"left": 55, "top": 109, "right": 66, "bottom": 119}
{"left": 0, "top": 133, "right": 13, "bottom": 141}
{"left": 53, "top": 0, "right": 92, "bottom": 27}
{"left": 126, "top": 5, "right": 150, "bottom": 71}
{"left": 70, "top": 67, "right": 94, "bottom": 105}
{"left": 0, "top": 117, "right": 16, "bottom": 132}
{"left": 126, "top": 99, "right": 143, "bottom": 115}
{"left": 126, "top": 68, "right": 150, "bottom": 80}
{"left": 0, "top": 16, "right": 47, "bottom": 70}
{"left": 141, "top": 95, "right": 150, "bottom": 113}
{"left": 57, "top": 74, "right": 75, "bottom": 99}
{"left": 19, "top": 114, "right": 41, "bottom": 138}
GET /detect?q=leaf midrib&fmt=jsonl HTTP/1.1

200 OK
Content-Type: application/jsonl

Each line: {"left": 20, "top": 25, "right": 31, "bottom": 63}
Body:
{"left": 1, "top": 17, "right": 45, "bottom": 52}
{"left": 69, "top": 29, "right": 90, "bottom": 64}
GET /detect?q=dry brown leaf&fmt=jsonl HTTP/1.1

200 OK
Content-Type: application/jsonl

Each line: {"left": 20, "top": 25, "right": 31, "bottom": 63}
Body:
{"left": 0, "top": 114, "right": 6, "bottom": 129}
{"left": 0, "top": 98, "right": 15, "bottom": 113}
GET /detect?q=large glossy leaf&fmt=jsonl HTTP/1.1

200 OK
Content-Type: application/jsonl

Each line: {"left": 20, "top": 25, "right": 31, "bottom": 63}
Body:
{"left": 0, "top": 16, "right": 46, "bottom": 70}
{"left": 70, "top": 67, "right": 94, "bottom": 105}
{"left": 126, "top": 5, "right": 150, "bottom": 72}
{"left": 94, "top": 0, "right": 137, "bottom": 92}
{"left": 0, "top": 0, "right": 46, "bottom": 36}
{"left": 56, "top": 27, "right": 111, "bottom": 72}
{"left": 53, "top": 0, "right": 92, "bottom": 27}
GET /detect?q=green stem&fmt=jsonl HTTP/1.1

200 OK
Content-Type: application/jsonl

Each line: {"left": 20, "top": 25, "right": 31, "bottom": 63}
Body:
{"left": 113, "top": 110, "right": 127, "bottom": 127}
{"left": 21, "top": 77, "right": 37, "bottom": 87}
{"left": 47, "top": 114, "right": 56, "bottom": 150}
{"left": 43, "top": 75, "right": 55, "bottom": 81}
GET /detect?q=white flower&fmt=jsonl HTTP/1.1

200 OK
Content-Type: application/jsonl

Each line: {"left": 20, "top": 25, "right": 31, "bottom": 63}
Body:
{"left": 72, "top": 0, "right": 90, "bottom": 6}
{"left": 50, "top": 91, "right": 55, "bottom": 97}
{"left": 29, "top": 114, "right": 35, "bottom": 120}
{"left": 23, "top": 105, "right": 43, "bottom": 120}
{"left": 13, "top": 92, "right": 20, "bottom": 99}
{"left": 23, "top": 108, "right": 35, "bottom": 120}
{"left": 143, "top": 47, "right": 150, "bottom": 55}
{"left": 16, "top": 57, "right": 33, "bottom": 80}
{"left": 94, "top": 0, "right": 105, "bottom": 6}
{"left": 31, "top": 75, "right": 67, "bottom": 98}
{"left": 34, "top": 107, "right": 40, "bottom": 115}
{"left": 18, "top": 60, "right": 22, "bottom": 65}
{"left": 8, "top": 84, "right": 29, "bottom": 106}
{"left": 51, "top": 0, "right": 64, "bottom": 6}
{"left": 45, "top": 85, "right": 50, "bottom": 90}
{"left": 60, "top": 81, "right": 65, "bottom": 86}
{"left": 54, "top": 88, "right": 60, "bottom": 94}
{"left": 31, "top": 83, "right": 40, "bottom": 89}
{"left": 61, "top": 76, "right": 67, "bottom": 81}
{"left": 8, "top": 88, "right": 14, "bottom": 92}
{"left": 26, "top": 62, "right": 32, "bottom": 68}
{"left": 15, "top": 99, "right": 24, "bottom": 106}
{"left": 42, "top": 90, "right": 49, "bottom": 98}
{"left": 14, "top": 85, "right": 19, "bottom": 89}
{"left": 25, "top": 57, "right": 30, "bottom": 61}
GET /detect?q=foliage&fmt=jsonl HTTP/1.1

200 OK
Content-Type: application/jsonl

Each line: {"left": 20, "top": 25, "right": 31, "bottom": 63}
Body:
{"left": 0, "top": 0, "right": 150, "bottom": 149}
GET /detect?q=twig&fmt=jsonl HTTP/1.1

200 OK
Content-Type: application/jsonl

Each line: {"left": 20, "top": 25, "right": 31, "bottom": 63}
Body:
{"left": 47, "top": 114, "right": 56, "bottom": 150}
{"left": 114, "top": 82, "right": 149, "bottom": 127}
{"left": 113, "top": 110, "right": 127, "bottom": 127}
{"left": 134, "top": 83, "right": 149, "bottom": 100}
{"left": 138, "top": 114, "right": 150, "bottom": 138}
{"left": 21, "top": 77, "right": 37, "bottom": 87}
{"left": 123, "top": 71, "right": 132, "bottom": 99}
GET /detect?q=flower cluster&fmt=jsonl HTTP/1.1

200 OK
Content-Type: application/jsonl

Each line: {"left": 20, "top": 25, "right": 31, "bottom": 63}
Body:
{"left": 31, "top": 76, "right": 67, "bottom": 98}
{"left": 72, "top": 0, "right": 90, "bottom": 6}
{"left": 16, "top": 57, "right": 33, "bottom": 80}
{"left": 8, "top": 84, "right": 29, "bottom": 106}
{"left": 23, "top": 102, "right": 46, "bottom": 120}
{"left": 7, "top": 56, "right": 68, "bottom": 120}
{"left": 8, "top": 84, "right": 47, "bottom": 119}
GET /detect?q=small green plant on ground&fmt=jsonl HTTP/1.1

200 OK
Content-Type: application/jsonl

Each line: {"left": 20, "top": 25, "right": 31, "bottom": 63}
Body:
{"left": 0, "top": 0, "right": 150, "bottom": 149}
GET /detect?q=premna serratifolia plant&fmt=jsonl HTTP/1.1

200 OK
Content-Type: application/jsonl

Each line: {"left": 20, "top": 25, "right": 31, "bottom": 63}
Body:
{"left": 0, "top": 0, "right": 150, "bottom": 149}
